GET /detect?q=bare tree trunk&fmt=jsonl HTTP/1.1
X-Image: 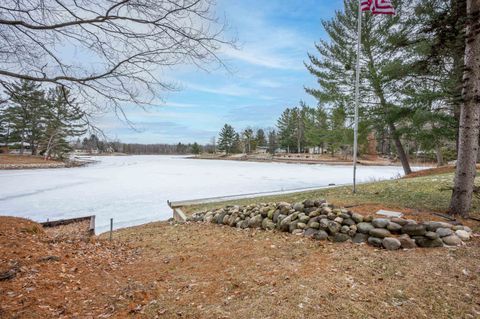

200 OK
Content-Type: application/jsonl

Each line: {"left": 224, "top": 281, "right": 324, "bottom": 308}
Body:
{"left": 435, "top": 144, "right": 445, "bottom": 167}
{"left": 388, "top": 122, "right": 412, "bottom": 175}
{"left": 449, "top": 0, "right": 480, "bottom": 217}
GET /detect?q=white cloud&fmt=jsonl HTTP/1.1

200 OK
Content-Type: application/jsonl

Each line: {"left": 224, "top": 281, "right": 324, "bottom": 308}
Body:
{"left": 221, "top": 46, "right": 302, "bottom": 70}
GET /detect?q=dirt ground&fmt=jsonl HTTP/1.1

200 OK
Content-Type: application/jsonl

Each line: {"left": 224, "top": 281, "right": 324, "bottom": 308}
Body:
{"left": 1, "top": 215, "right": 479, "bottom": 319}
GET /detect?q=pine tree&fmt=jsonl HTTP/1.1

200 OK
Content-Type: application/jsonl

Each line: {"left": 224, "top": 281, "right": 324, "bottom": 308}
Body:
{"left": 42, "top": 87, "right": 87, "bottom": 159}
{"left": 256, "top": 129, "right": 266, "bottom": 147}
{"left": 305, "top": 0, "right": 416, "bottom": 174}
{"left": 7, "top": 80, "right": 47, "bottom": 155}
{"left": 277, "top": 108, "right": 296, "bottom": 152}
{"left": 218, "top": 124, "right": 236, "bottom": 155}
{"left": 0, "top": 104, "right": 9, "bottom": 147}
{"left": 191, "top": 142, "right": 201, "bottom": 154}
{"left": 304, "top": 104, "right": 329, "bottom": 153}
{"left": 267, "top": 129, "right": 278, "bottom": 154}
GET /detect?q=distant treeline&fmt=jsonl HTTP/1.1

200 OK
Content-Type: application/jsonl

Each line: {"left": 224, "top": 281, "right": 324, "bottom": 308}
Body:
{"left": 76, "top": 134, "right": 207, "bottom": 155}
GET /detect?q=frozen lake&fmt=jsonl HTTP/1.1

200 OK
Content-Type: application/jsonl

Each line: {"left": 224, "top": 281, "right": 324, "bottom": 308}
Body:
{"left": 0, "top": 155, "right": 409, "bottom": 233}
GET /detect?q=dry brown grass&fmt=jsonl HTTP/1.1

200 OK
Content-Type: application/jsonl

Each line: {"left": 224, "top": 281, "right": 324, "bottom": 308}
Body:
{"left": 1, "top": 216, "right": 480, "bottom": 318}
{"left": 0, "top": 154, "right": 60, "bottom": 165}
{"left": 111, "top": 222, "right": 480, "bottom": 319}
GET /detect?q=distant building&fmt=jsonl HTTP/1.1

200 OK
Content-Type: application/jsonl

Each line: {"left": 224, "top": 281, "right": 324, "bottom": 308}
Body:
{"left": 255, "top": 146, "right": 268, "bottom": 154}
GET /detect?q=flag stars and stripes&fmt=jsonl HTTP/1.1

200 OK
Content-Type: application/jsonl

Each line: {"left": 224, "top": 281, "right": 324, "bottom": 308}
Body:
{"left": 361, "top": 0, "right": 396, "bottom": 15}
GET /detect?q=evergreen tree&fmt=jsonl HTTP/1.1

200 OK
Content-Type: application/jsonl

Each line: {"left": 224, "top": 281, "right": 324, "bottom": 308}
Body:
{"left": 191, "top": 142, "right": 201, "bottom": 154}
{"left": 267, "top": 129, "right": 278, "bottom": 154}
{"left": 305, "top": 0, "right": 416, "bottom": 174}
{"left": 277, "top": 108, "right": 296, "bottom": 152}
{"left": 0, "top": 104, "right": 9, "bottom": 147}
{"left": 218, "top": 124, "right": 236, "bottom": 154}
{"left": 256, "top": 129, "right": 267, "bottom": 147}
{"left": 304, "top": 104, "right": 329, "bottom": 153}
{"left": 7, "top": 80, "right": 46, "bottom": 155}
{"left": 42, "top": 87, "right": 87, "bottom": 159}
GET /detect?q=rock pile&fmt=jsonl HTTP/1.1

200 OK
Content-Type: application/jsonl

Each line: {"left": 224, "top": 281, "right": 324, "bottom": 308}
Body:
{"left": 189, "top": 199, "right": 473, "bottom": 250}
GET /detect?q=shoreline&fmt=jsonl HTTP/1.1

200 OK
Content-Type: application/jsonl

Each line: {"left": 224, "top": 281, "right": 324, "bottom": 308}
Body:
{"left": 189, "top": 154, "right": 433, "bottom": 167}
{"left": 0, "top": 155, "right": 97, "bottom": 170}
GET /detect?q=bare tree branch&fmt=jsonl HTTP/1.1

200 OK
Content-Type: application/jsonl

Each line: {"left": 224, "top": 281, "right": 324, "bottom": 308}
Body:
{"left": 0, "top": 0, "right": 233, "bottom": 111}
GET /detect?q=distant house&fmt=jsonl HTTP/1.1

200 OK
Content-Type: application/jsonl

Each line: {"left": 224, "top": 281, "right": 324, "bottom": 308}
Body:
{"left": 255, "top": 146, "right": 268, "bottom": 154}
{"left": 307, "top": 146, "right": 322, "bottom": 154}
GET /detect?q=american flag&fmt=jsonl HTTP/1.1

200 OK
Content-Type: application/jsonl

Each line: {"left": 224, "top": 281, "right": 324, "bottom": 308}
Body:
{"left": 360, "top": 0, "right": 395, "bottom": 15}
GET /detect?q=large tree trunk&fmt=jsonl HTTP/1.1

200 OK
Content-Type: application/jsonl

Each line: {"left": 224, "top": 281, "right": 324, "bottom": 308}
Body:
{"left": 388, "top": 122, "right": 412, "bottom": 175}
{"left": 449, "top": 0, "right": 480, "bottom": 217}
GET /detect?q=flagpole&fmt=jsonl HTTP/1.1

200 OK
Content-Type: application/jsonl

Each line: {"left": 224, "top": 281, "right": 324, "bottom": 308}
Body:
{"left": 353, "top": 0, "right": 362, "bottom": 194}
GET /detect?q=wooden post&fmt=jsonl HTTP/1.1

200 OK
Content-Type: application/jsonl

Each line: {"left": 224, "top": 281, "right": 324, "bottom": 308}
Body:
{"left": 109, "top": 218, "right": 113, "bottom": 241}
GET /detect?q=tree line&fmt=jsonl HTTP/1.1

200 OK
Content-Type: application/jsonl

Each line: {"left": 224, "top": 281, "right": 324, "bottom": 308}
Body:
{"left": 76, "top": 135, "right": 207, "bottom": 155}
{"left": 0, "top": 80, "right": 86, "bottom": 159}
{"left": 217, "top": 125, "right": 276, "bottom": 155}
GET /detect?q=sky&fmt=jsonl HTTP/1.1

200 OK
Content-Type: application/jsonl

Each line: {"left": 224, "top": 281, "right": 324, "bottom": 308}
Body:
{"left": 98, "top": 0, "right": 344, "bottom": 144}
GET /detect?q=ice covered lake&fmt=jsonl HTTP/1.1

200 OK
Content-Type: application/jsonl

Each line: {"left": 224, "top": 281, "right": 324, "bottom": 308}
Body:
{"left": 0, "top": 155, "right": 412, "bottom": 233}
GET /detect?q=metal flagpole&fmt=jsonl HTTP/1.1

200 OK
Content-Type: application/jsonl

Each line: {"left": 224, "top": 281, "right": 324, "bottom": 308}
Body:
{"left": 353, "top": 0, "right": 362, "bottom": 194}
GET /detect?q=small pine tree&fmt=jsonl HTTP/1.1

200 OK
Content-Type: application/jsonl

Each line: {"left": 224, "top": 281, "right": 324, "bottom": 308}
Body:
{"left": 218, "top": 124, "right": 236, "bottom": 155}
{"left": 256, "top": 129, "right": 266, "bottom": 147}
{"left": 191, "top": 142, "right": 201, "bottom": 154}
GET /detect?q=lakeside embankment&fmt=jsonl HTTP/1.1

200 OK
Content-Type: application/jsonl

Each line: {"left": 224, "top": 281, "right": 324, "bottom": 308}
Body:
{"left": 0, "top": 154, "right": 95, "bottom": 170}
{"left": 191, "top": 153, "right": 435, "bottom": 167}
{"left": 1, "top": 170, "right": 479, "bottom": 318}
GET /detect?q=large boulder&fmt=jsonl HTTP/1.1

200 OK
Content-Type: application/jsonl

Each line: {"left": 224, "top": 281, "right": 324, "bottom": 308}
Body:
{"left": 298, "top": 214, "right": 310, "bottom": 223}
{"left": 415, "top": 237, "right": 443, "bottom": 248}
{"left": 342, "top": 218, "right": 356, "bottom": 226}
{"left": 308, "top": 221, "right": 320, "bottom": 229}
{"left": 319, "top": 218, "right": 329, "bottom": 230}
{"left": 367, "top": 237, "right": 383, "bottom": 247}
{"left": 351, "top": 213, "right": 364, "bottom": 223}
{"left": 304, "top": 228, "right": 319, "bottom": 238}
{"left": 369, "top": 228, "right": 392, "bottom": 238}
{"left": 390, "top": 217, "right": 408, "bottom": 226}
{"left": 436, "top": 228, "right": 453, "bottom": 237}
{"left": 402, "top": 224, "right": 426, "bottom": 236}
{"left": 331, "top": 233, "right": 350, "bottom": 243}
{"left": 442, "top": 235, "right": 463, "bottom": 246}
{"left": 352, "top": 233, "right": 369, "bottom": 244}
{"left": 248, "top": 215, "right": 263, "bottom": 228}
{"left": 372, "top": 218, "right": 390, "bottom": 228}
{"left": 327, "top": 221, "right": 341, "bottom": 234}
{"left": 455, "top": 230, "right": 471, "bottom": 241}
{"left": 279, "top": 214, "right": 294, "bottom": 231}
{"left": 398, "top": 234, "right": 416, "bottom": 249}
{"left": 383, "top": 237, "right": 401, "bottom": 250}
{"left": 262, "top": 218, "right": 276, "bottom": 230}
{"left": 293, "top": 202, "right": 304, "bottom": 212}
{"left": 387, "top": 222, "right": 402, "bottom": 233}
{"left": 425, "top": 231, "right": 439, "bottom": 240}
{"left": 425, "top": 221, "right": 452, "bottom": 231}
{"left": 314, "top": 230, "right": 329, "bottom": 241}
{"left": 357, "top": 222, "right": 374, "bottom": 234}
{"left": 303, "top": 199, "right": 315, "bottom": 208}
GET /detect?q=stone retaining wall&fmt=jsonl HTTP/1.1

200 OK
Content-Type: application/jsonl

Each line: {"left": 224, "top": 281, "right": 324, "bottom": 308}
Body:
{"left": 189, "top": 199, "right": 473, "bottom": 250}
